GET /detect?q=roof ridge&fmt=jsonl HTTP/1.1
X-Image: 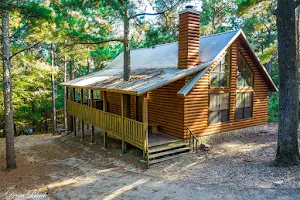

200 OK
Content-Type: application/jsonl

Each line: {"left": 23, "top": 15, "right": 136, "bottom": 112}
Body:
{"left": 131, "top": 42, "right": 177, "bottom": 51}
{"left": 199, "top": 29, "right": 240, "bottom": 39}
{"left": 129, "top": 29, "right": 240, "bottom": 52}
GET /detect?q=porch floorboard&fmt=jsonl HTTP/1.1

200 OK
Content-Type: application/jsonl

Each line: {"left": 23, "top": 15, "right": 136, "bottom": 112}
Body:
{"left": 148, "top": 132, "right": 182, "bottom": 147}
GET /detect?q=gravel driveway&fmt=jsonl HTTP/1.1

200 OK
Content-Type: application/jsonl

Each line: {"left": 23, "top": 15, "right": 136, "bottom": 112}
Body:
{"left": 0, "top": 123, "right": 300, "bottom": 200}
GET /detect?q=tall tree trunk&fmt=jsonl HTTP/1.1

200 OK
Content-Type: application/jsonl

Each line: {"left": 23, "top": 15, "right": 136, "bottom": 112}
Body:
{"left": 70, "top": 57, "right": 74, "bottom": 80}
{"left": 296, "top": 6, "right": 300, "bottom": 81}
{"left": 51, "top": 44, "right": 56, "bottom": 134}
{"left": 2, "top": 10, "right": 17, "bottom": 170}
{"left": 64, "top": 54, "right": 68, "bottom": 134}
{"left": 123, "top": 5, "right": 130, "bottom": 81}
{"left": 275, "top": 0, "right": 300, "bottom": 166}
{"left": 122, "top": 4, "right": 131, "bottom": 122}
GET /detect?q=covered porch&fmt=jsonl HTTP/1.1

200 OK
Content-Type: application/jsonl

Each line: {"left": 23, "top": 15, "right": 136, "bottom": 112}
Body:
{"left": 66, "top": 87, "right": 149, "bottom": 155}
{"left": 65, "top": 86, "right": 188, "bottom": 166}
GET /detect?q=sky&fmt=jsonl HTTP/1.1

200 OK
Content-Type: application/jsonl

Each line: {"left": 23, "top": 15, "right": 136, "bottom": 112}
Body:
{"left": 144, "top": 0, "right": 202, "bottom": 20}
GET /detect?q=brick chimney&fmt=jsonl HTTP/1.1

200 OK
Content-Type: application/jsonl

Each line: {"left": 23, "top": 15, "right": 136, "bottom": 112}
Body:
{"left": 178, "top": 5, "right": 200, "bottom": 69}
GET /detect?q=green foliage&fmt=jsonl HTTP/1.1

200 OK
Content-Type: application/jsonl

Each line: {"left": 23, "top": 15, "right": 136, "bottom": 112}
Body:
{"left": 1, "top": 0, "right": 294, "bottom": 132}
{"left": 201, "top": 0, "right": 237, "bottom": 35}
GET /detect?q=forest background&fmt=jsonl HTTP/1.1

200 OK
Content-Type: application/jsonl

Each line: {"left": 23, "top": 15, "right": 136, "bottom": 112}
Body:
{"left": 0, "top": 0, "right": 289, "bottom": 134}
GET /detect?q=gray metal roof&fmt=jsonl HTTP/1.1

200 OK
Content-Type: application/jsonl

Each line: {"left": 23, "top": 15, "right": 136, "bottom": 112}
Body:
{"left": 106, "top": 30, "right": 239, "bottom": 70}
{"left": 61, "top": 62, "right": 212, "bottom": 95}
{"left": 60, "top": 29, "right": 277, "bottom": 94}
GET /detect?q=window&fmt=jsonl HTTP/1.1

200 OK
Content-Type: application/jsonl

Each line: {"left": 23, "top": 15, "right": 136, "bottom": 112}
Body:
{"left": 236, "top": 92, "right": 253, "bottom": 120}
{"left": 210, "top": 50, "right": 231, "bottom": 88}
{"left": 209, "top": 93, "right": 230, "bottom": 124}
{"left": 237, "top": 52, "right": 253, "bottom": 88}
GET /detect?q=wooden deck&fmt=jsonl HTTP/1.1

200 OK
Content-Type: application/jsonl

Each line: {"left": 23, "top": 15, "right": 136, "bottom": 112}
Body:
{"left": 148, "top": 132, "right": 182, "bottom": 147}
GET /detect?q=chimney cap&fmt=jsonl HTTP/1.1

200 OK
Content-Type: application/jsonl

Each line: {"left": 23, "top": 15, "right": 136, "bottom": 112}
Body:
{"left": 179, "top": 5, "right": 200, "bottom": 15}
{"left": 186, "top": 5, "right": 194, "bottom": 9}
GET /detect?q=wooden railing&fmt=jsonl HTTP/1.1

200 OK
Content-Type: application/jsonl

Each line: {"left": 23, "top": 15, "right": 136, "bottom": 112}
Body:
{"left": 66, "top": 100, "right": 145, "bottom": 150}
{"left": 185, "top": 125, "right": 199, "bottom": 153}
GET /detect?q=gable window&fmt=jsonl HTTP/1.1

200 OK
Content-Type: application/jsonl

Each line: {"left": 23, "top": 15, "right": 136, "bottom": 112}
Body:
{"left": 237, "top": 52, "right": 253, "bottom": 88}
{"left": 210, "top": 50, "right": 231, "bottom": 88}
{"left": 209, "top": 93, "right": 230, "bottom": 124}
{"left": 236, "top": 92, "right": 253, "bottom": 120}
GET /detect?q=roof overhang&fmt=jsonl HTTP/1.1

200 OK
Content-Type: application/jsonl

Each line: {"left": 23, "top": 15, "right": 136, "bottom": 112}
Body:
{"left": 60, "top": 62, "right": 213, "bottom": 96}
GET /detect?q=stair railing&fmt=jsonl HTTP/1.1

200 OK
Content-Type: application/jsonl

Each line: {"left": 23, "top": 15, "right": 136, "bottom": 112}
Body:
{"left": 185, "top": 125, "right": 199, "bottom": 153}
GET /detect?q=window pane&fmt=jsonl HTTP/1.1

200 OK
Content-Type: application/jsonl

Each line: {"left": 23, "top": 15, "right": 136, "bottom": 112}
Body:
{"left": 220, "top": 93, "right": 229, "bottom": 109}
{"left": 219, "top": 73, "right": 227, "bottom": 87}
{"left": 236, "top": 108, "right": 244, "bottom": 120}
{"left": 236, "top": 92, "right": 253, "bottom": 120}
{"left": 209, "top": 111, "right": 219, "bottom": 124}
{"left": 220, "top": 110, "right": 229, "bottom": 122}
{"left": 244, "top": 92, "right": 252, "bottom": 107}
{"left": 236, "top": 93, "right": 244, "bottom": 108}
{"left": 209, "top": 94, "right": 218, "bottom": 111}
{"left": 245, "top": 72, "right": 253, "bottom": 87}
{"left": 244, "top": 107, "right": 252, "bottom": 118}
{"left": 212, "top": 63, "right": 221, "bottom": 73}
{"left": 210, "top": 72, "right": 219, "bottom": 87}
{"left": 210, "top": 51, "right": 230, "bottom": 88}
{"left": 237, "top": 76, "right": 244, "bottom": 88}
{"left": 238, "top": 52, "right": 253, "bottom": 88}
{"left": 209, "top": 93, "right": 230, "bottom": 124}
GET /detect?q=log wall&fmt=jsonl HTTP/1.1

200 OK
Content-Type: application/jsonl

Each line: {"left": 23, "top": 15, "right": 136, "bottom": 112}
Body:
{"left": 184, "top": 37, "right": 270, "bottom": 138}
{"left": 104, "top": 92, "right": 137, "bottom": 120}
{"left": 148, "top": 79, "right": 185, "bottom": 138}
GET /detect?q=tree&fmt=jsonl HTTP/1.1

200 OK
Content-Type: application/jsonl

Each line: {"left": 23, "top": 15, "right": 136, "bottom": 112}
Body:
{"left": 104, "top": 0, "right": 184, "bottom": 81}
{"left": 51, "top": 44, "right": 56, "bottom": 133}
{"left": 201, "top": 0, "right": 236, "bottom": 34}
{"left": 2, "top": 9, "right": 17, "bottom": 170}
{"left": 1, "top": 0, "right": 52, "bottom": 169}
{"left": 275, "top": 0, "right": 300, "bottom": 166}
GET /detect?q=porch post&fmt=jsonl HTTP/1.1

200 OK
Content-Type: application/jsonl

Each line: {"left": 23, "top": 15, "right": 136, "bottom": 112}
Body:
{"left": 80, "top": 88, "right": 84, "bottom": 140}
{"left": 103, "top": 91, "right": 108, "bottom": 149}
{"left": 142, "top": 93, "right": 148, "bottom": 161}
{"left": 121, "top": 94, "right": 126, "bottom": 154}
{"left": 90, "top": 90, "right": 95, "bottom": 144}
{"left": 66, "top": 87, "right": 70, "bottom": 133}
{"left": 72, "top": 88, "right": 76, "bottom": 137}
{"left": 67, "top": 87, "right": 74, "bottom": 132}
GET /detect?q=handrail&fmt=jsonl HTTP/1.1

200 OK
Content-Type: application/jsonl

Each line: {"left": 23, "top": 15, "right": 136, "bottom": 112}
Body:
{"left": 185, "top": 125, "right": 199, "bottom": 153}
{"left": 66, "top": 100, "right": 145, "bottom": 150}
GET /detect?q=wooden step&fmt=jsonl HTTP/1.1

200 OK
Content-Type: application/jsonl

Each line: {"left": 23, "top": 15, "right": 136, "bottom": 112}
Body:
{"left": 148, "top": 147, "right": 191, "bottom": 159}
{"left": 148, "top": 139, "right": 186, "bottom": 149}
{"left": 148, "top": 143, "right": 189, "bottom": 154}
{"left": 149, "top": 153, "right": 189, "bottom": 165}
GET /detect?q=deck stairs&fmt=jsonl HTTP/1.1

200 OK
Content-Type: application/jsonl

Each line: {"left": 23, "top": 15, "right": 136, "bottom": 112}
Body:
{"left": 147, "top": 140, "right": 191, "bottom": 166}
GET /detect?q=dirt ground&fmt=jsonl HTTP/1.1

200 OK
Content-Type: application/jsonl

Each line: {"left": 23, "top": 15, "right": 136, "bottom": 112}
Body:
{"left": 0, "top": 123, "right": 300, "bottom": 200}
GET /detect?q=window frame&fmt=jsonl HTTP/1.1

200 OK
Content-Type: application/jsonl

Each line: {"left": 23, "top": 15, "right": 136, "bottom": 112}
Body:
{"left": 209, "top": 92, "right": 230, "bottom": 124}
{"left": 210, "top": 49, "right": 231, "bottom": 89}
{"left": 237, "top": 51, "right": 254, "bottom": 89}
{"left": 235, "top": 91, "right": 253, "bottom": 121}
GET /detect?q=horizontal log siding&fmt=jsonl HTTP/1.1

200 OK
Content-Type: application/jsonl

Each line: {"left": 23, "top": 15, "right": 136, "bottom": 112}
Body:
{"left": 148, "top": 79, "right": 185, "bottom": 138}
{"left": 184, "top": 38, "right": 269, "bottom": 138}
{"left": 105, "top": 92, "right": 122, "bottom": 116}
{"left": 104, "top": 92, "right": 137, "bottom": 120}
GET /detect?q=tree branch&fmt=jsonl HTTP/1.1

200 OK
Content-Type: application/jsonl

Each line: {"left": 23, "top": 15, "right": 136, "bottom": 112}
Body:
{"left": 10, "top": 41, "right": 42, "bottom": 59}
{"left": 129, "top": 0, "right": 184, "bottom": 19}
{"left": 66, "top": 38, "right": 124, "bottom": 46}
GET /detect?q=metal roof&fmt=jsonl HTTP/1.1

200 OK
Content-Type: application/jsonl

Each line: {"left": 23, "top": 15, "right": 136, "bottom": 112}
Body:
{"left": 60, "top": 62, "right": 212, "bottom": 95}
{"left": 60, "top": 30, "right": 277, "bottom": 94}
{"left": 105, "top": 30, "right": 239, "bottom": 70}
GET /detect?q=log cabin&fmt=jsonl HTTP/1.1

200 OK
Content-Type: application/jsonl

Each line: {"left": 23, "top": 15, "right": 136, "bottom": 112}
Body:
{"left": 60, "top": 6, "right": 277, "bottom": 166}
